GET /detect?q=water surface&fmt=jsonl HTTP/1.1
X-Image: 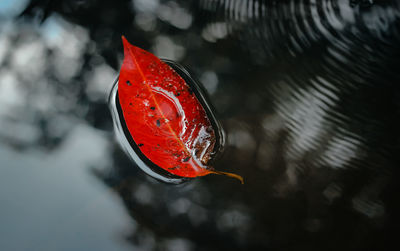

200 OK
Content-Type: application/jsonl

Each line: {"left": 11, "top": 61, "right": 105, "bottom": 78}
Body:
{"left": 0, "top": 0, "right": 399, "bottom": 250}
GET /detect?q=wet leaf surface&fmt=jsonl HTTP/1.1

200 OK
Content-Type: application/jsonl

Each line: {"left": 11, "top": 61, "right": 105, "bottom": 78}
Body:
{"left": 117, "top": 37, "right": 243, "bottom": 183}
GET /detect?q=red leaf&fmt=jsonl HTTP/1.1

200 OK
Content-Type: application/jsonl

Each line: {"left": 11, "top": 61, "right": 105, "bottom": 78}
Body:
{"left": 118, "top": 36, "right": 243, "bottom": 184}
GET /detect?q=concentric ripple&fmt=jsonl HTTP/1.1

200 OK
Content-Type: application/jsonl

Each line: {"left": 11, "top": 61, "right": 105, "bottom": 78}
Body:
{"left": 198, "top": 0, "right": 400, "bottom": 61}
{"left": 196, "top": 0, "right": 400, "bottom": 172}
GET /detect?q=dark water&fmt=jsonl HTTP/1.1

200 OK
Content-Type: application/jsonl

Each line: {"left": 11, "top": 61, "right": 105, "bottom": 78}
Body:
{"left": 0, "top": 0, "right": 399, "bottom": 250}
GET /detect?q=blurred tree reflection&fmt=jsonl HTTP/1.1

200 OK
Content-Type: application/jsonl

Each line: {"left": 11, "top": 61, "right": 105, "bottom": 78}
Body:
{"left": 0, "top": 0, "right": 398, "bottom": 250}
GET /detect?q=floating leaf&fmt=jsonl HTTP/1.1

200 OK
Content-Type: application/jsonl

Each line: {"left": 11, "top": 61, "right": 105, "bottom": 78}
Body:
{"left": 117, "top": 36, "right": 243, "bottom": 184}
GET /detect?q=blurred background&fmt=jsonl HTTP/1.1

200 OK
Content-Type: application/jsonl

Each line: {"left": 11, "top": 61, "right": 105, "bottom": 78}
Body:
{"left": 0, "top": 0, "right": 399, "bottom": 250}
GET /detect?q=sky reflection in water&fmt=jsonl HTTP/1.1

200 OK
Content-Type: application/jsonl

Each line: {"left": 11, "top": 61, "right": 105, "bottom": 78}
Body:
{"left": 0, "top": 0, "right": 399, "bottom": 250}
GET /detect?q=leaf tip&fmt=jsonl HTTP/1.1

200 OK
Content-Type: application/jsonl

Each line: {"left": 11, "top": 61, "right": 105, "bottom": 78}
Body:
{"left": 121, "top": 35, "right": 129, "bottom": 47}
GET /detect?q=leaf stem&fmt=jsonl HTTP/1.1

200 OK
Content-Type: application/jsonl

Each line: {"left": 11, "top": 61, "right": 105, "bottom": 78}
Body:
{"left": 209, "top": 170, "right": 244, "bottom": 184}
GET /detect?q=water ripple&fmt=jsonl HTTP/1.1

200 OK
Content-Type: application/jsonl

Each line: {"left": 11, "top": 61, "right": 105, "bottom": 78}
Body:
{"left": 196, "top": 0, "right": 400, "bottom": 172}
{"left": 198, "top": 0, "right": 400, "bottom": 62}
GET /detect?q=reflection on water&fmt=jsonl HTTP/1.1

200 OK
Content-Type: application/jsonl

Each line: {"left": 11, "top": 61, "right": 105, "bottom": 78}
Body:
{"left": 1, "top": 0, "right": 399, "bottom": 250}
